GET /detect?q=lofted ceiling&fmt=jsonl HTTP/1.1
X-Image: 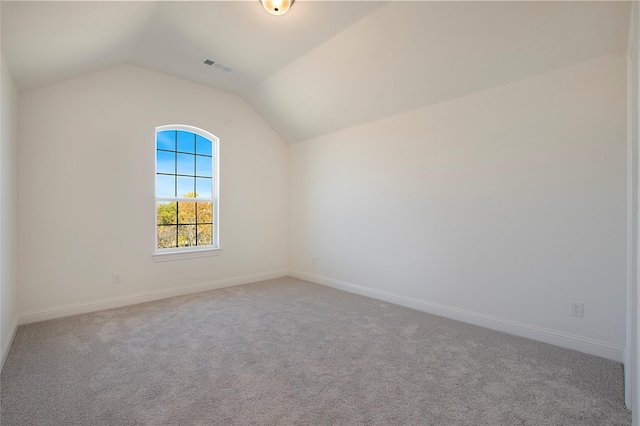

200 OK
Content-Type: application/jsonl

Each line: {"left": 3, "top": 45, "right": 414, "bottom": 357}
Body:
{"left": 1, "top": 1, "right": 631, "bottom": 144}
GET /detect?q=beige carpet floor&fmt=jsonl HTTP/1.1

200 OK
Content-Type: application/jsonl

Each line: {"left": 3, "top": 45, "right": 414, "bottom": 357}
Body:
{"left": 0, "top": 277, "right": 631, "bottom": 425}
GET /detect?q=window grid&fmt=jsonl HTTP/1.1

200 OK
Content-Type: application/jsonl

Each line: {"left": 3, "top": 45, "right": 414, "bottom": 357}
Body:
{"left": 156, "top": 202, "right": 214, "bottom": 245}
{"left": 156, "top": 128, "right": 217, "bottom": 251}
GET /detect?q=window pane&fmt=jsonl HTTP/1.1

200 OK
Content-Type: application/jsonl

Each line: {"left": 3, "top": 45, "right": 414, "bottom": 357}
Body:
{"left": 178, "top": 202, "right": 196, "bottom": 224}
{"left": 157, "top": 202, "right": 177, "bottom": 225}
{"left": 196, "top": 155, "right": 212, "bottom": 177}
{"left": 177, "top": 176, "right": 195, "bottom": 198}
{"left": 178, "top": 225, "right": 196, "bottom": 247}
{"left": 177, "top": 131, "right": 195, "bottom": 153}
{"left": 177, "top": 153, "right": 195, "bottom": 175}
{"left": 157, "top": 225, "right": 177, "bottom": 249}
{"left": 156, "top": 150, "right": 175, "bottom": 174}
{"left": 157, "top": 131, "right": 175, "bottom": 151}
{"left": 196, "top": 135, "right": 212, "bottom": 156}
{"left": 197, "top": 224, "right": 213, "bottom": 246}
{"left": 197, "top": 202, "right": 213, "bottom": 223}
{"left": 156, "top": 175, "right": 175, "bottom": 197}
{"left": 196, "top": 178, "right": 212, "bottom": 198}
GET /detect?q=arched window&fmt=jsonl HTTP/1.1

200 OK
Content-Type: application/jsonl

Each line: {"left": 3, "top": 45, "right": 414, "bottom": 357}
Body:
{"left": 154, "top": 125, "right": 219, "bottom": 258}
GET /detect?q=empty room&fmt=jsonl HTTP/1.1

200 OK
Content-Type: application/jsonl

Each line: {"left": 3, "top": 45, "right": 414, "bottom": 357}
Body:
{"left": 1, "top": 0, "right": 640, "bottom": 424}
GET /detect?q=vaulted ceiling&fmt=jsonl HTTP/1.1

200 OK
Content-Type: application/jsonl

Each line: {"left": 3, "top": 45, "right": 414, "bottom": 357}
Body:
{"left": 1, "top": 1, "right": 631, "bottom": 143}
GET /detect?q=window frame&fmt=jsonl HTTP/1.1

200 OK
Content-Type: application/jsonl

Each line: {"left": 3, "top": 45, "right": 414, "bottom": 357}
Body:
{"left": 153, "top": 124, "right": 220, "bottom": 261}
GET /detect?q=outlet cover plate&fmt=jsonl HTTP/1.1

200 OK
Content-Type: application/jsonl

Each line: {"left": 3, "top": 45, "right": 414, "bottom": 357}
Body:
{"left": 570, "top": 301, "right": 584, "bottom": 318}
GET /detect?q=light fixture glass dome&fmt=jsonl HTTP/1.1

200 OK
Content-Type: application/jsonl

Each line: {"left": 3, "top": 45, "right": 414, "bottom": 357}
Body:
{"left": 260, "top": 0, "right": 294, "bottom": 16}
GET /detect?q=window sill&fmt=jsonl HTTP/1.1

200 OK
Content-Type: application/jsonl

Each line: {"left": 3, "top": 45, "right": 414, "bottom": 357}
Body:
{"left": 153, "top": 248, "right": 222, "bottom": 262}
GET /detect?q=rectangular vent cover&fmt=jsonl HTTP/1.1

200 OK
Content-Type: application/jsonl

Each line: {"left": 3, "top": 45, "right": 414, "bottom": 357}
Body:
{"left": 203, "top": 58, "right": 233, "bottom": 73}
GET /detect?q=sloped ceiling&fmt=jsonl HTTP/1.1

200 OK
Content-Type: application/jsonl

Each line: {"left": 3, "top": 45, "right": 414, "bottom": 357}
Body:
{"left": 1, "top": 1, "right": 631, "bottom": 144}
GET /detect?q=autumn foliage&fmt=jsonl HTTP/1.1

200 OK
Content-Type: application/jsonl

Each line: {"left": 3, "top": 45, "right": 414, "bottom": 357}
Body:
{"left": 157, "top": 192, "right": 213, "bottom": 248}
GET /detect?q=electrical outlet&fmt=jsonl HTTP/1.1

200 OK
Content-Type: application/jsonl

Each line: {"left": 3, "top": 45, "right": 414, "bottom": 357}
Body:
{"left": 570, "top": 301, "right": 584, "bottom": 318}
{"left": 312, "top": 257, "right": 317, "bottom": 266}
{"left": 113, "top": 273, "right": 122, "bottom": 284}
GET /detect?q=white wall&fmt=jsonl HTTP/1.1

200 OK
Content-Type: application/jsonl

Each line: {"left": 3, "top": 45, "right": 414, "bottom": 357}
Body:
{"left": 290, "top": 53, "right": 628, "bottom": 360}
{"left": 18, "top": 64, "right": 289, "bottom": 317}
{"left": 1, "top": 54, "right": 19, "bottom": 366}
{"left": 628, "top": 1, "right": 640, "bottom": 421}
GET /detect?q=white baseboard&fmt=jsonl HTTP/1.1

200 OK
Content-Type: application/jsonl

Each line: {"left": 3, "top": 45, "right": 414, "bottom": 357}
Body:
{"left": 623, "top": 345, "right": 631, "bottom": 409}
{"left": 18, "top": 270, "right": 288, "bottom": 326}
{"left": 290, "top": 270, "right": 625, "bottom": 362}
{"left": 2, "top": 315, "right": 19, "bottom": 370}
{"left": 15, "top": 269, "right": 625, "bottom": 363}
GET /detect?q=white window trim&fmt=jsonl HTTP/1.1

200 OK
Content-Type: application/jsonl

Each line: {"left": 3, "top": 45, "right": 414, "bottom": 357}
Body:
{"left": 153, "top": 125, "right": 220, "bottom": 260}
{"left": 152, "top": 247, "right": 222, "bottom": 262}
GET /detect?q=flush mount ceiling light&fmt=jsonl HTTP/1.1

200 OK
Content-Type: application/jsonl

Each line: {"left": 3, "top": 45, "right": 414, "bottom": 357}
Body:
{"left": 260, "top": 0, "right": 294, "bottom": 16}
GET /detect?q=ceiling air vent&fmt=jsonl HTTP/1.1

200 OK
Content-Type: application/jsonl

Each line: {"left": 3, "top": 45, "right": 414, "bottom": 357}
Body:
{"left": 203, "top": 59, "right": 233, "bottom": 73}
